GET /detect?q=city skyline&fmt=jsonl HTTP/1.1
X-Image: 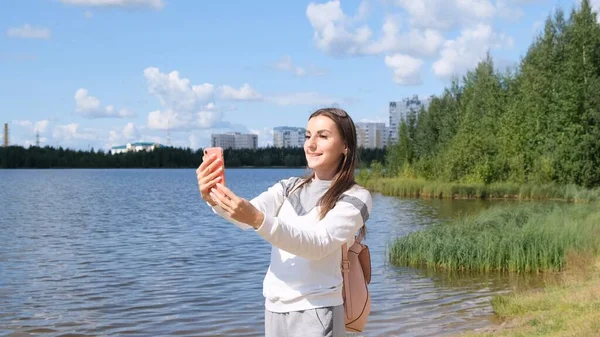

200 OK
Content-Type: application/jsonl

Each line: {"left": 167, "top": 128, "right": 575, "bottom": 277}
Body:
{"left": 2, "top": 0, "right": 592, "bottom": 150}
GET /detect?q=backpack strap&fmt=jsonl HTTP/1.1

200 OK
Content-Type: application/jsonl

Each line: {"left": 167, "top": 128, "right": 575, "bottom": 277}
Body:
{"left": 341, "top": 242, "right": 352, "bottom": 321}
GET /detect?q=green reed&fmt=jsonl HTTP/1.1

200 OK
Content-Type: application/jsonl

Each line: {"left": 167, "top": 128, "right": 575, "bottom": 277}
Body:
{"left": 389, "top": 203, "right": 600, "bottom": 273}
{"left": 357, "top": 176, "right": 600, "bottom": 202}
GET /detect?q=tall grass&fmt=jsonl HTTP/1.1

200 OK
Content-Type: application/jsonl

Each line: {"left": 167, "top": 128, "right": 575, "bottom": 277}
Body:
{"left": 390, "top": 204, "right": 600, "bottom": 273}
{"left": 357, "top": 176, "right": 600, "bottom": 202}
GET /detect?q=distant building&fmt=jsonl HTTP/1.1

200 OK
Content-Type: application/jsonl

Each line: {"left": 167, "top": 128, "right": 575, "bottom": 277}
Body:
{"left": 211, "top": 132, "right": 258, "bottom": 149}
{"left": 111, "top": 142, "right": 160, "bottom": 154}
{"left": 356, "top": 122, "right": 387, "bottom": 149}
{"left": 389, "top": 95, "right": 431, "bottom": 144}
{"left": 273, "top": 126, "right": 306, "bottom": 148}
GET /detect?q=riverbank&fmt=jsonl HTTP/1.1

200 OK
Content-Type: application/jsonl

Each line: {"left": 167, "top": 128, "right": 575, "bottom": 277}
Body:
{"left": 458, "top": 255, "right": 600, "bottom": 337}
{"left": 388, "top": 201, "right": 600, "bottom": 336}
{"left": 356, "top": 176, "right": 600, "bottom": 203}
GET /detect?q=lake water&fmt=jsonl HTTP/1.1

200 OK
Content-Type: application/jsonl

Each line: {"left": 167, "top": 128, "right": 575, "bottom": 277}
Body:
{"left": 0, "top": 169, "right": 542, "bottom": 337}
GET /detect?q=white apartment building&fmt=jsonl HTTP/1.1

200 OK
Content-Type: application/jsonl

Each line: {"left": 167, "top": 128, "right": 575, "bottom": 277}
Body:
{"left": 389, "top": 95, "right": 431, "bottom": 144}
{"left": 356, "top": 122, "right": 387, "bottom": 149}
{"left": 211, "top": 132, "right": 258, "bottom": 149}
{"left": 273, "top": 126, "right": 306, "bottom": 148}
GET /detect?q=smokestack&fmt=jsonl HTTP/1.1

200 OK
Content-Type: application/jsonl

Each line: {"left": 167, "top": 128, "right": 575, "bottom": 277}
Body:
{"left": 3, "top": 123, "right": 8, "bottom": 147}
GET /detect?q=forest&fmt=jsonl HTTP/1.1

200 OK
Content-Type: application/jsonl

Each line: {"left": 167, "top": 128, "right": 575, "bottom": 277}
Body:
{"left": 385, "top": 1, "right": 600, "bottom": 188}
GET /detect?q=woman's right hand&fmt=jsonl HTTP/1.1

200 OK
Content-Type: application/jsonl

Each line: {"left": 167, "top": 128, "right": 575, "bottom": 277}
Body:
{"left": 196, "top": 154, "right": 223, "bottom": 206}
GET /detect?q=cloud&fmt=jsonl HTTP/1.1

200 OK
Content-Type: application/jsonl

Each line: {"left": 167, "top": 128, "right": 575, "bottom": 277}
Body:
{"left": 7, "top": 24, "right": 51, "bottom": 39}
{"left": 273, "top": 55, "right": 327, "bottom": 77}
{"left": 249, "top": 127, "right": 274, "bottom": 147}
{"left": 306, "top": 0, "right": 373, "bottom": 55}
{"left": 147, "top": 103, "right": 223, "bottom": 131}
{"left": 108, "top": 122, "right": 142, "bottom": 146}
{"left": 144, "top": 67, "right": 214, "bottom": 112}
{"left": 84, "top": 11, "right": 94, "bottom": 18}
{"left": 592, "top": 0, "right": 600, "bottom": 23}
{"left": 266, "top": 92, "right": 342, "bottom": 106}
{"left": 362, "top": 16, "right": 444, "bottom": 57}
{"left": 59, "top": 0, "right": 164, "bottom": 10}
{"left": 432, "top": 24, "right": 514, "bottom": 78}
{"left": 385, "top": 54, "right": 424, "bottom": 85}
{"left": 305, "top": 1, "right": 446, "bottom": 58}
{"left": 53, "top": 123, "right": 98, "bottom": 141}
{"left": 394, "top": 0, "right": 497, "bottom": 30}
{"left": 144, "top": 67, "right": 225, "bottom": 131}
{"left": 219, "top": 84, "right": 263, "bottom": 101}
{"left": 12, "top": 120, "right": 50, "bottom": 133}
{"left": 75, "top": 88, "right": 136, "bottom": 118}
{"left": 496, "top": 0, "right": 524, "bottom": 20}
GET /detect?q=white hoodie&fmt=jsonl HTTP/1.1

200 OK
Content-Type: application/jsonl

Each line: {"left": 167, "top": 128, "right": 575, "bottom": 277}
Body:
{"left": 210, "top": 177, "right": 372, "bottom": 313}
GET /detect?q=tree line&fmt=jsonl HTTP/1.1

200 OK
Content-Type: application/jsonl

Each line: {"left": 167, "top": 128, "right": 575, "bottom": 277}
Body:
{"left": 0, "top": 145, "right": 385, "bottom": 169}
{"left": 386, "top": 0, "right": 600, "bottom": 188}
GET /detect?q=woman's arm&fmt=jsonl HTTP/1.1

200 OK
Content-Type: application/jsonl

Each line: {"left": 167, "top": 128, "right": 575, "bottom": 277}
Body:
{"left": 208, "top": 178, "right": 299, "bottom": 230}
{"left": 211, "top": 183, "right": 372, "bottom": 259}
{"left": 254, "top": 192, "right": 371, "bottom": 260}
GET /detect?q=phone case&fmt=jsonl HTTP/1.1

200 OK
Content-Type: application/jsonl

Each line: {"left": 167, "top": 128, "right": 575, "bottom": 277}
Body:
{"left": 203, "top": 147, "right": 225, "bottom": 185}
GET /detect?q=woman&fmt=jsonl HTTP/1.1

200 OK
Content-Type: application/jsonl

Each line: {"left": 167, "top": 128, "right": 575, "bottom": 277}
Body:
{"left": 196, "top": 108, "right": 372, "bottom": 337}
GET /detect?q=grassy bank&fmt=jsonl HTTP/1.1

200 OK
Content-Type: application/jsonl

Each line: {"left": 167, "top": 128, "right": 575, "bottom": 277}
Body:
{"left": 458, "top": 255, "right": 600, "bottom": 337}
{"left": 389, "top": 203, "right": 600, "bottom": 273}
{"left": 356, "top": 176, "right": 600, "bottom": 203}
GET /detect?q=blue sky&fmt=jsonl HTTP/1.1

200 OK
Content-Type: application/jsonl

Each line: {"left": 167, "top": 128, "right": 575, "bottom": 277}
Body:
{"left": 1, "top": 0, "right": 595, "bottom": 150}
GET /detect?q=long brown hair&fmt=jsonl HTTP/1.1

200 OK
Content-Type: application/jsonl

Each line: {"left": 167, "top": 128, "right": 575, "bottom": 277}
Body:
{"left": 297, "top": 107, "right": 366, "bottom": 238}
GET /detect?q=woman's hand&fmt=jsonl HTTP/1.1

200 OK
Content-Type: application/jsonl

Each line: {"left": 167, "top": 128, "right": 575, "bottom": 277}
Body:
{"left": 210, "top": 183, "right": 265, "bottom": 229}
{"left": 196, "top": 154, "right": 223, "bottom": 206}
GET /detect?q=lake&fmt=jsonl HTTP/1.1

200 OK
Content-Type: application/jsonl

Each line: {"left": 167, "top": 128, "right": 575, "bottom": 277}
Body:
{"left": 0, "top": 169, "right": 542, "bottom": 336}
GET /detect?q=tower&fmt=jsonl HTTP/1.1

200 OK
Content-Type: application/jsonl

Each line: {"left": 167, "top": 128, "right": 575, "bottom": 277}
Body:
{"left": 3, "top": 123, "right": 8, "bottom": 147}
{"left": 166, "top": 118, "right": 172, "bottom": 146}
{"left": 36, "top": 130, "right": 40, "bottom": 147}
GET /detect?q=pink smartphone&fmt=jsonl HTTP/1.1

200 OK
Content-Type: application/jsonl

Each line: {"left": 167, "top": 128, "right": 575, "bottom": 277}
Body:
{"left": 203, "top": 147, "right": 225, "bottom": 185}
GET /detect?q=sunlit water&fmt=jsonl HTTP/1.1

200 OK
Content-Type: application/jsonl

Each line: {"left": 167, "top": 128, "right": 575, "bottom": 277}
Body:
{"left": 0, "top": 169, "right": 545, "bottom": 337}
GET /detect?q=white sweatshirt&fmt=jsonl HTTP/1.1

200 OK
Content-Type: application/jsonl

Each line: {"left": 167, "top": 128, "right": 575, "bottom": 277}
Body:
{"left": 210, "top": 177, "right": 372, "bottom": 313}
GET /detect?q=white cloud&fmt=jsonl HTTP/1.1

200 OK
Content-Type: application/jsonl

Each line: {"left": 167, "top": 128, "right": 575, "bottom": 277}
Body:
{"left": 249, "top": 128, "right": 274, "bottom": 147}
{"left": 385, "top": 54, "right": 424, "bottom": 85}
{"left": 592, "top": 0, "right": 600, "bottom": 22}
{"left": 219, "top": 84, "right": 263, "bottom": 101}
{"left": 273, "top": 55, "right": 327, "bottom": 77}
{"left": 395, "top": 0, "right": 497, "bottom": 30}
{"left": 305, "top": 1, "right": 445, "bottom": 57}
{"left": 362, "top": 16, "right": 444, "bottom": 56}
{"left": 266, "top": 92, "right": 341, "bottom": 106}
{"left": 7, "top": 24, "right": 51, "bottom": 39}
{"left": 143, "top": 67, "right": 226, "bottom": 131}
{"left": 108, "top": 122, "right": 141, "bottom": 146}
{"left": 84, "top": 11, "right": 94, "bottom": 18}
{"left": 53, "top": 123, "right": 98, "bottom": 141}
{"left": 12, "top": 120, "right": 50, "bottom": 133}
{"left": 144, "top": 67, "right": 214, "bottom": 112}
{"left": 60, "top": 0, "right": 164, "bottom": 10}
{"left": 496, "top": 0, "right": 524, "bottom": 20}
{"left": 306, "top": 0, "right": 373, "bottom": 55}
{"left": 432, "top": 24, "right": 514, "bottom": 78}
{"left": 147, "top": 103, "right": 223, "bottom": 131}
{"left": 75, "top": 88, "right": 135, "bottom": 118}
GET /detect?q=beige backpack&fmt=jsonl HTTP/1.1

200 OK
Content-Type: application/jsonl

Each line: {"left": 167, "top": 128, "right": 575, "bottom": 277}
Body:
{"left": 341, "top": 233, "right": 372, "bottom": 332}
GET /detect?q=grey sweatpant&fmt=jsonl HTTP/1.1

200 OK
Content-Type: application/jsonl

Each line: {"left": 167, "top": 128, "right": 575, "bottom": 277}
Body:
{"left": 265, "top": 305, "right": 346, "bottom": 337}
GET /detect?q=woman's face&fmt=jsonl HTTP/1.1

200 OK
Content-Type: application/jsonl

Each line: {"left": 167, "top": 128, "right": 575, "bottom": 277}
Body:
{"left": 304, "top": 115, "right": 346, "bottom": 180}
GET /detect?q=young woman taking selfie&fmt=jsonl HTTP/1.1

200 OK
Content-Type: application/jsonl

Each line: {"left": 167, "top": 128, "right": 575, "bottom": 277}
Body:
{"left": 196, "top": 108, "right": 372, "bottom": 337}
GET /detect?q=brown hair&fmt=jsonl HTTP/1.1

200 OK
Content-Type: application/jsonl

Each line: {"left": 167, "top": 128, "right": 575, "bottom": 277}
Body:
{"left": 296, "top": 107, "right": 366, "bottom": 239}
